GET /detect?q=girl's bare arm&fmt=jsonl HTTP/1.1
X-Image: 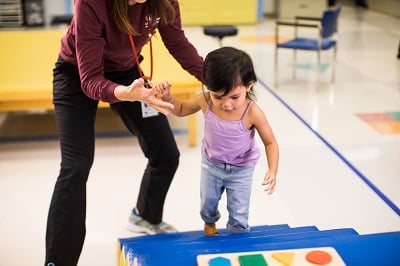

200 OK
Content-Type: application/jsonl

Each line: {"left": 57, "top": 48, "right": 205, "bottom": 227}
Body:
{"left": 250, "top": 103, "right": 279, "bottom": 194}
{"left": 156, "top": 80, "right": 203, "bottom": 117}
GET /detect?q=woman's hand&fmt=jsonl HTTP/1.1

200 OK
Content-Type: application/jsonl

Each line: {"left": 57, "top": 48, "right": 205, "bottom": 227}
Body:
{"left": 114, "top": 78, "right": 174, "bottom": 115}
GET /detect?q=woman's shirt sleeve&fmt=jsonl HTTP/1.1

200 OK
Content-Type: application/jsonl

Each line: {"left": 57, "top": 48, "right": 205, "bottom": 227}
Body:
{"left": 71, "top": 0, "right": 119, "bottom": 103}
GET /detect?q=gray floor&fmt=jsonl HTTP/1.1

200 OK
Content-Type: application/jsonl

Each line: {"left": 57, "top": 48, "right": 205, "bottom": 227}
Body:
{"left": 1, "top": 4, "right": 399, "bottom": 266}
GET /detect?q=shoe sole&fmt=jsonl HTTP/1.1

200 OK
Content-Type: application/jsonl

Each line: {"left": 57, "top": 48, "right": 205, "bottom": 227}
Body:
{"left": 126, "top": 223, "right": 156, "bottom": 235}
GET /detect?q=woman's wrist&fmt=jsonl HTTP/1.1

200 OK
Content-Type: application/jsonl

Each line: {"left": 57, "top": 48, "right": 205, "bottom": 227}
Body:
{"left": 114, "top": 84, "right": 132, "bottom": 101}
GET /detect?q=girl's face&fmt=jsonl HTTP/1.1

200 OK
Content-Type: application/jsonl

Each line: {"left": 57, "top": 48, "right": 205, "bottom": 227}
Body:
{"left": 128, "top": 0, "right": 147, "bottom": 6}
{"left": 209, "top": 85, "right": 250, "bottom": 113}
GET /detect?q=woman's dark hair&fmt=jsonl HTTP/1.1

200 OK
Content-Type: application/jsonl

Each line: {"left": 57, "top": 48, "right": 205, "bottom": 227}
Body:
{"left": 203, "top": 46, "right": 257, "bottom": 100}
{"left": 110, "top": 0, "right": 176, "bottom": 36}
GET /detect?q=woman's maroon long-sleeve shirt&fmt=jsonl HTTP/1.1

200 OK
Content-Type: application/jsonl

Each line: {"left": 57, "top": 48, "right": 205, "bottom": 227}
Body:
{"left": 59, "top": 0, "right": 203, "bottom": 103}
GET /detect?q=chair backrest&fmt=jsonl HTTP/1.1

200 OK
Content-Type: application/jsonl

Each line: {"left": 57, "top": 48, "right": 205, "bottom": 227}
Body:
{"left": 334, "top": 6, "right": 341, "bottom": 32}
{"left": 321, "top": 7, "right": 340, "bottom": 38}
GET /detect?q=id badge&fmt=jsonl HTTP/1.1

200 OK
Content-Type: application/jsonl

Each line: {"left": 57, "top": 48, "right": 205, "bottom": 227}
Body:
{"left": 141, "top": 102, "right": 159, "bottom": 118}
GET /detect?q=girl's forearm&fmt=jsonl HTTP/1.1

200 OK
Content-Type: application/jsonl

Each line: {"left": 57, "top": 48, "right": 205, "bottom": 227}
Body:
{"left": 265, "top": 143, "right": 279, "bottom": 174}
{"left": 168, "top": 95, "right": 184, "bottom": 117}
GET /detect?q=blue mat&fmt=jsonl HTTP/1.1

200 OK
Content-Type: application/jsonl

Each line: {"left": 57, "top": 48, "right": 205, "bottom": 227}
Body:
{"left": 118, "top": 224, "right": 400, "bottom": 265}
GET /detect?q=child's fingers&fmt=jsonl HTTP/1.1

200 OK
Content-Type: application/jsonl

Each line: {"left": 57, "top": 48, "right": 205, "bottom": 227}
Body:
{"left": 160, "top": 80, "right": 171, "bottom": 90}
{"left": 263, "top": 183, "right": 275, "bottom": 194}
{"left": 262, "top": 177, "right": 276, "bottom": 195}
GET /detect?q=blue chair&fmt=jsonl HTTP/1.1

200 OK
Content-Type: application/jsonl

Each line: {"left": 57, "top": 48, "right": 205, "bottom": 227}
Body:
{"left": 274, "top": 7, "right": 341, "bottom": 87}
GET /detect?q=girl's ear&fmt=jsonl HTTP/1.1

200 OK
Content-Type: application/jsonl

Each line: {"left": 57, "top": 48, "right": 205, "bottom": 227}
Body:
{"left": 247, "top": 81, "right": 255, "bottom": 91}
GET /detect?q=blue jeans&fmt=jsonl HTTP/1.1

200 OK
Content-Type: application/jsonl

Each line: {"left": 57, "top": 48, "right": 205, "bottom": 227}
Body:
{"left": 200, "top": 152, "right": 255, "bottom": 233}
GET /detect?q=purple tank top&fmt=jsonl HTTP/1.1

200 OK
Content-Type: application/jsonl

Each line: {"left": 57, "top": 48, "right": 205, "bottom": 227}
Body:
{"left": 202, "top": 101, "right": 260, "bottom": 167}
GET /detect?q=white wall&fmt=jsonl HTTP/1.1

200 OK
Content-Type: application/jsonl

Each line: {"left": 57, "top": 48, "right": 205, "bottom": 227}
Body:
{"left": 41, "top": 0, "right": 400, "bottom": 26}
{"left": 368, "top": 0, "right": 400, "bottom": 18}
{"left": 263, "top": 0, "right": 276, "bottom": 15}
{"left": 43, "top": 0, "right": 71, "bottom": 25}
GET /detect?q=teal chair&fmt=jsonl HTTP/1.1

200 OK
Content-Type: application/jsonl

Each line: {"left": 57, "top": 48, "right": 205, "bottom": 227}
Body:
{"left": 274, "top": 7, "right": 341, "bottom": 87}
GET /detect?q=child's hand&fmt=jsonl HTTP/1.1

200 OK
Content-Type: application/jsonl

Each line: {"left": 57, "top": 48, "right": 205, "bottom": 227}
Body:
{"left": 123, "top": 78, "right": 173, "bottom": 116}
{"left": 262, "top": 171, "right": 276, "bottom": 195}
{"left": 155, "top": 80, "right": 173, "bottom": 102}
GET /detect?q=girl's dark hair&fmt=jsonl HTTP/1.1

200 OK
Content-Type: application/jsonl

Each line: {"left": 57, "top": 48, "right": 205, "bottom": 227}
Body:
{"left": 202, "top": 46, "right": 257, "bottom": 100}
{"left": 110, "top": 0, "right": 176, "bottom": 36}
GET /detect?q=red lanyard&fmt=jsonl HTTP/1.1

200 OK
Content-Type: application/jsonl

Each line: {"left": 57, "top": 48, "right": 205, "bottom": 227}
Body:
{"left": 128, "top": 34, "right": 153, "bottom": 82}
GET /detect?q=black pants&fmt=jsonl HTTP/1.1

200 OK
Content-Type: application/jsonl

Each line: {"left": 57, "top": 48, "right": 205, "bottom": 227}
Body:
{"left": 45, "top": 58, "right": 179, "bottom": 266}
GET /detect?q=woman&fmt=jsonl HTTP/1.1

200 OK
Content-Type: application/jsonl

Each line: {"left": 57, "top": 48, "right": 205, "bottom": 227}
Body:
{"left": 45, "top": 0, "right": 203, "bottom": 265}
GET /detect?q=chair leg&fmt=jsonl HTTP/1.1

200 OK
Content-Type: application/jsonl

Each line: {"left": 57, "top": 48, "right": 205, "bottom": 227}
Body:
{"left": 317, "top": 50, "right": 321, "bottom": 83}
{"left": 293, "top": 49, "right": 297, "bottom": 79}
{"left": 331, "top": 46, "right": 337, "bottom": 83}
{"left": 274, "top": 47, "right": 278, "bottom": 88}
{"left": 397, "top": 39, "right": 400, "bottom": 59}
{"left": 217, "top": 37, "right": 223, "bottom": 47}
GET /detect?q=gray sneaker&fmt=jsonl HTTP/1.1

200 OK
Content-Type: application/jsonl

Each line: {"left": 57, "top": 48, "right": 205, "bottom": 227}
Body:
{"left": 157, "top": 221, "right": 178, "bottom": 233}
{"left": 127, "top": 210, "right": 177, "bottom": 235}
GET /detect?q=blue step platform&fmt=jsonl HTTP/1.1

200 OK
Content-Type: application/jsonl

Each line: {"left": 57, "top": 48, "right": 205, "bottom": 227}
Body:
{"left": 118, "top": 224, "right": 400, "bottom": 265}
